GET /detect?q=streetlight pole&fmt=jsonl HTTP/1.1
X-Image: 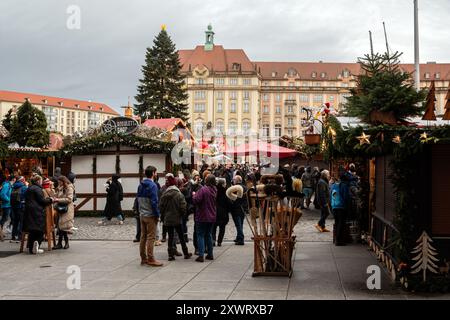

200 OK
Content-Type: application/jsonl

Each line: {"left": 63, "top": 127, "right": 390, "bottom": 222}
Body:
{"left": 414, "top": 0, "right": 420, "bottom": 91}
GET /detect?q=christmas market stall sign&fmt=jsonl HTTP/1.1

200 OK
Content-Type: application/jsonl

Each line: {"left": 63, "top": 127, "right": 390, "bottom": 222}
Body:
{"left": 101, "top": 117, "right": 139, "bottom": 135}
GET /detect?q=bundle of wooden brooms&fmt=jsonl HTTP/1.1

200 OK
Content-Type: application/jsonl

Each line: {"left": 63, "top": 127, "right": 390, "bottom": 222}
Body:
{"left": 246, "top": 174, "right": 303, "bottom": 277}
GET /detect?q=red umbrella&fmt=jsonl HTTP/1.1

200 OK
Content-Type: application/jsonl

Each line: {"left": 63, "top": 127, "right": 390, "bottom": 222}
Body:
{"left": 226, "top": 140, "right": 297, "bottom": 159}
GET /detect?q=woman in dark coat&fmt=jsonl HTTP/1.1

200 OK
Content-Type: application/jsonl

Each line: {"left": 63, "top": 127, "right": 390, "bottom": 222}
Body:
{"left": 213, "top": 178, "right": 230, "bottom": 247}
{"left": 23, "top": 175, "right": 52, "bottom": 254}
{"left": 99, "top": 175, "right": 124, "bottom": 225}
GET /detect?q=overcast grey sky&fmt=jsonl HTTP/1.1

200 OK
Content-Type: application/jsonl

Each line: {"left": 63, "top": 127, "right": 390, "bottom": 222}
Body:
{"left": 1, "top": 0, "right": 449, "bottom": 112}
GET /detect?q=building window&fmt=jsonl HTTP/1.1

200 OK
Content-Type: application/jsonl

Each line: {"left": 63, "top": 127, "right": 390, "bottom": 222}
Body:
{"left": 289, "top": 82, "right": 295, "bottom": 87}
{"left": 424, "top": 72, "right": 430, "bottom": 79}
{"left": 194, "top": 103, "right": 205, "bottom": 113}
{"left": 243, "top": 121, "right": 250, "bottom": 135}
{"left": 343, "top": 70, "right": 350, "bottom": 77}
{"left": 276, "top": 81, "right": 282, "bottom": 86}
{"left": 263, "top": 105, "right": 269, "bottom": 114}
{"left": 243, "top": 78, "right": 251, "bottom": 85}
{"left": 243, "top": 102, "right": 250, "bottom": 113}
{"left": 271, "top": 72, "right": 277, "bottom": 78}
{"left": 194, "top": 91, "right": 206, "bottom": 100}
{"left": 287, "top": 106, "right": 294, "bottom": 114}
{"left": 263, "top": 93, "right": 269, "bottom": 101}
{"left": 216, "top": 78, "right": 225, "bottom": 85}
{"left": 216, "top": 121, "right": 224, "bottom": 134}
{"left": 311, "top": 72, "right": 317, "bottom": 78}
{"left": 197, "top": 78, "right": 205, "bottom": 85}
{"left": 230, "top": 102, "right": 237, "bottom": 113}
{"left": 262, "top": 124, "right": 270, "bottom": 137}
{"left": 288, "top": 117, "right": 294, "bottom": 126}
{"left": 314, "top": 82, "right": 321, "bottom": 87}
{"left": 275, "top": 94, "right": 281, "bottom": 102}
{"left": 300, "top": 94, "right": 309, "bottom": 103}
{"left": 329, "top": 95, "right": 335, "bottom": 102}
{"left": 194, "top": 121, "right": 203, "bottom": 136}
{"left": 320, "top": 72, "right": 326, "bottom": 78}
{"left": 217, "top": 102, "right": 223, "bottom": 113}
{"left": 229, "top": 121, "right": 237, "bottom": 135}
{"left": 216, "top": 91, "right": 223, "bottom": 99}
{"left": 287, "top": 129, "right": 294, "bottom": 136}
{"left": 230, "top": 78, "right": 238, "bottom": 85}
{"left": 302, "top": 81, "right": 309, "bottom": 87}
{"left": 275, "top": 105, "right": 281, "bottom": 114}
{"left": 243, "top": 91, "right": 250, "bottom": 100}
{"left": 435, "top": 73, "right": 441, "bottom": 79}
{"left": 342, "top": 83, "right": 349, "bottom": 88}
{"left": 288, "top": 68, "right": 296, "bottom": 77}
{"left": 313, "top": 95, "right": 323, "bottom": 103}
{"left": 287, "top": 93, "right": 295, "bottom": 100}
{"left": 230, "top": 91, "right": 237, "bottom": 100}
{"left": 274, "top": 124, "right": 282, "bottom": 137}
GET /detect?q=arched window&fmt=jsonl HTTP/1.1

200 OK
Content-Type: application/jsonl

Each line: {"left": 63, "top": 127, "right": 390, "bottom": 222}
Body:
{"left": 262, "top": 124, "right": 270, "bottom": 137}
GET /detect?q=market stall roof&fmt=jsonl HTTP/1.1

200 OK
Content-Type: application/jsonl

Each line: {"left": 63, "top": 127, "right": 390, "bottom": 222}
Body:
{"left": 142, "top": 118, "right": 195, "bottom": 142}
{"left": 226, "top": 140, "right": 298, "bottom": 159}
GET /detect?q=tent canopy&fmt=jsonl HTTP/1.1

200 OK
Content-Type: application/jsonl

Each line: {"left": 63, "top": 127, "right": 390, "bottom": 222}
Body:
{"left": 226, "top": 140, "right": 297, "bottom": 159}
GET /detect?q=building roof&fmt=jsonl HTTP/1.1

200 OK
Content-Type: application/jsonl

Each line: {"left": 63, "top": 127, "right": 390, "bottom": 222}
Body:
{"left": 142, "top": 118, "right": 186, "bottom": 131}
{"left": 254, "top": 61, "right": 450, "bottom": 81}
{"left": 178, "top": 45, "right": 256, "bottom": 73}
{"left": 0, "top": 90, "right": 119, "bottom": 115}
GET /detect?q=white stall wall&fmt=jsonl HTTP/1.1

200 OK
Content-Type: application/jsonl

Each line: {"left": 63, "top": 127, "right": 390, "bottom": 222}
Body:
{"left": 74, "top": 178, "right": 93, "bottom": 194}
{"left": 121, "top": 177, "right": 140, "bottom": 194}
{"left": 71, "top": 156, "right": 92, "bottom": 175}
{"left": 75, "top": 198, "right": 93, "bottom": 210}
{"left": 143, "top": 154, "right": 166, "bottom": 173}
{"left": 120, "top": 154, "right": 140, "bottom": 174}
{"left": 122, "top": 198, "right": 134, "bottom": 211}
{"left": 97, "top": 155, "right": 116, "bottom": 174}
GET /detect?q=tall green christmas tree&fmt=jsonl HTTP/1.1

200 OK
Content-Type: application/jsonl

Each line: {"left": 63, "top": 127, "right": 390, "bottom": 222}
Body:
{"left": 134, "top": 26, "right": 189, "bottom": 121}
{"left": 2, "top": 109, "right": 14, "bottom": 131}
{"left": 9, "top": 100, "right": 49, "bottom": 147}
{"left": 345, "top": 51, "right": 427, "bottom": 125}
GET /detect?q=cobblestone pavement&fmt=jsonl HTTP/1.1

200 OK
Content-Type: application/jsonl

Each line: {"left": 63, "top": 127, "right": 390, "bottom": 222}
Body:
{"left": 69, "top": 208, "right": 333, "bottom": 242}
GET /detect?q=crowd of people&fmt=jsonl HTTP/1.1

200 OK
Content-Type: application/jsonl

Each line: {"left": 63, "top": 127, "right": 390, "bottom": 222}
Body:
{"left": 0, "top": 161, "right": 361, "bottom": 261}
{"left": 0, "top": 168, "right": 76, "bottom": 254}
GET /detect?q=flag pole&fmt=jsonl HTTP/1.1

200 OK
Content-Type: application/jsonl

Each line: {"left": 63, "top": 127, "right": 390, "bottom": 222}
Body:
{"left": 414, "top": 0, "right": 420, "bottom": 91}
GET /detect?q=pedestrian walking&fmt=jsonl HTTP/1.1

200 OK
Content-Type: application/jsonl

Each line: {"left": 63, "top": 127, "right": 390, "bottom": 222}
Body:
{"left": 301, "top": 167, "right": 314, "bottom": 209}
{"left": 137, "top": 166, "right": 163, "bottom": 267}
{"left": 10, "top": 176, "right": 28, "bottom": 242}
{"left": 330, "top": 171, "right": 350, "bottom": 246}
{"left": 227, "top": 175, "right": 248, "bottom": 246}
{"left": 0, "top": 175, "right": 15, "bottom": 234}
{"left": 23, "top": 175, "right": 52, "bottom": 254}
{"left": 52, "top": 176, "right": 75, "bottom": 249}
{"left": 159, "top": 176, "right": 192, "bottom": 261}
{"left": 193, "top": 174, "right": 217, "bottom": 262}
{"left": 316, "top": 170, "right": 331, "bottom": 233}
{"left": 98, "top": 175, "right": 124, "bottom": 225}
{"left": 213, "top": 178, "right": 230, "bottom": 247}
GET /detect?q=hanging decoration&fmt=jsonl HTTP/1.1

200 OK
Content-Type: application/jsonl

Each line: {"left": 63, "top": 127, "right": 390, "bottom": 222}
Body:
{"left": 392, "top": 135, "right": 401, "bottom": 144}
{"left": 356, "top": 132, "right": 371, "bottom": 145}
{"left": 410, "top": 231, "right": 439, "bottom": 282}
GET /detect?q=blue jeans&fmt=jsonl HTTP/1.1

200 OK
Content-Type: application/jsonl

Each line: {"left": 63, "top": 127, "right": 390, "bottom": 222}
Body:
{"left": 196, "top": 222, "right": 214, "bottom": 258}
{"left": 0, "top": 207, "right": 12, "bottom": 228}
{"left": 232, "top": 214, "right": 245, "bottom": 243}
{"left": 11, "top": 207, "right": 24, "bottom": 240}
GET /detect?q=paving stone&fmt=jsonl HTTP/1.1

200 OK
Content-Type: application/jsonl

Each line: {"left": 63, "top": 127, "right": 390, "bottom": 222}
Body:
{"left": 229, "top": 290, "right": 287, "bottom": 300}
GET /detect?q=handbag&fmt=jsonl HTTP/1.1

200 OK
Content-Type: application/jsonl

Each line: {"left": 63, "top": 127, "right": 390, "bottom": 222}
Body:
{"left": 55, "top": 202, "right": 68, "bottom": 214}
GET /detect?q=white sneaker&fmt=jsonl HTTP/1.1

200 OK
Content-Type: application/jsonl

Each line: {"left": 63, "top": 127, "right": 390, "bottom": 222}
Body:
{"left": 71, "top": 227, "right": 78, "bottom": 231}
{"left": 118, "top": 221, "right": 124, "bottom": 225}
{"left": 97, "top": 220, "right": 106, "bottom": 225}
{"left": 32, "top": 241, "right": 39, "bottom": 254}
{"left": 37, "top": 249, "right": 44, "bottom": 254}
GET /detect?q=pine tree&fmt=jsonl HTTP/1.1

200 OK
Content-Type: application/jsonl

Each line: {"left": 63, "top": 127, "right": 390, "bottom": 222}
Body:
{"left": 411, "top": 231, "right": 439, "bottom": 282}
{"left": 422, "top": 80, "right": 437, "bottom": 120}
{"left": 134, "top": 27, "right": 189, "bottom": 121}
{"left": 345, "top": 51, "right": 427, "bottom": 125}
{"left": 2, "top": 109, "right": 14, "bottom": 131}
{"left": 9, "top": 100, "right": 49, "bottom": 147}
{"left": 443, "top": 82, "right": 450, "bottom": 120}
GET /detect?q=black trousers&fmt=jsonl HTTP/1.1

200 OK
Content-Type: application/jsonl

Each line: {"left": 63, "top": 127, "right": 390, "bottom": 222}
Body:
{"left": 213, "top": 223, "right": 226, "bottom": 245}
{"left": 27, "top": 230, "right": 44, "bottom": 253}
{"left": 167, "top": 225, "right": 188, "bottom": 257}
{"left": 135, "top": 216, "right": 141, "bottom": 240}
{"left": 333, "top": 208, "right": 347, "bottom": 245}
{"left": 57, "top": 230, "right": 69, "bottom": 245}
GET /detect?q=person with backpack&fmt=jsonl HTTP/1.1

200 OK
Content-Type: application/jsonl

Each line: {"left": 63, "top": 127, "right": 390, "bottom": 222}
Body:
{"left": 0, "top": 176, "right": 15, "bottom": 234}
{"left": 10, "top": 176, "right": 28, "bottom": 242}
{"left": 330, "top": 171, "right": 350, "bottom": 246}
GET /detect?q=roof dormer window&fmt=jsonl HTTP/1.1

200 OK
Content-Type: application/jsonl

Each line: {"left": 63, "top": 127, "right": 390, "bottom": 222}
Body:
{"left": 435, "top": 72, "right": 441, "bottom": 79}
{"left": 311, "top": 72, "right": 317, "bottom": 78}
{"left": 287, "top": 68, "right": 297, "bottom": 77}
{"left": 100, "top": 107, "right": 104, "bottom": 111}
{"left": 320, "top": 72, "right": 326, "bottom": 78}
{"left": 88, "top": 106, "right": 93, "bottom": 110}
{"left": 75, "top": 104, "right": 80, "bottom": 108}
{"left": 424, "top": 72, "right": 430, "bottom": 79}
{"left": 232, "top": 63, "right": 241, "bottom": 71}
{"left": 42, "top": 99, "right": 47, "bottom": 104}
{"left": 271, "top": 71, "right": 277, "bottom": 77}
{"left": 58, "top": 101, "right": 63, "bottom": 106}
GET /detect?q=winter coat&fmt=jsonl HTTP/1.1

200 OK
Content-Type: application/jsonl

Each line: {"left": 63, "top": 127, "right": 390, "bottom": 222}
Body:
{"left": 216, "top": 186, "right": 231, "bottom": 225}
{"left": 54, "top": 184, "right": 75, "bottom": 231}
{"left": 11, "top": 181, "right": 28, "bottom": 209}
{"left": 103, "top": 177, "right": 123, "bottom": 220}
{"left": 183, "top": 180, "right": 201, "bottom": 216}
{"left": 23, "top": 184, "right": 52, "bottom": 232}
{"left": 193, "top": 185, "right": 217, "bottom": 223}
{"left": 229, "top": 184, "right": 248, "bottom": 217}
{"left": 301, "top": 171, "right": 314, "bottom": 189}
{"left": 0, "top": 181, "right": 12, "bottom": 208}
{"left": 43, "top": 187, "right": 56, "bottom": 231}
{"left": 159, "top": 186, "right": 187, "bottom": 227}
{"left": 136, "top": 178, "right": 160, "bottom": 218}
{"left": 316, "top": 178, "right": 330, "bottom": 209}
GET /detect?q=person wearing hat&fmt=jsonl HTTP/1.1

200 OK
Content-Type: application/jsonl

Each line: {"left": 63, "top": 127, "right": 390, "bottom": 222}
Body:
{"left": 10, "top": 176, "right": 28, "bottom": 242}
{"left": 98, "top": 175, "right": 124, "bottom": 225}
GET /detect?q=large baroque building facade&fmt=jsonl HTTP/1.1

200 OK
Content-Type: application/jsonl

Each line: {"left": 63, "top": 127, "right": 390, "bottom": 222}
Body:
{"left": 179, "top": 25, "right": 450, "bottom": 141}
{"left": 0, "top": 90, "right": 119, "bottom": 136}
